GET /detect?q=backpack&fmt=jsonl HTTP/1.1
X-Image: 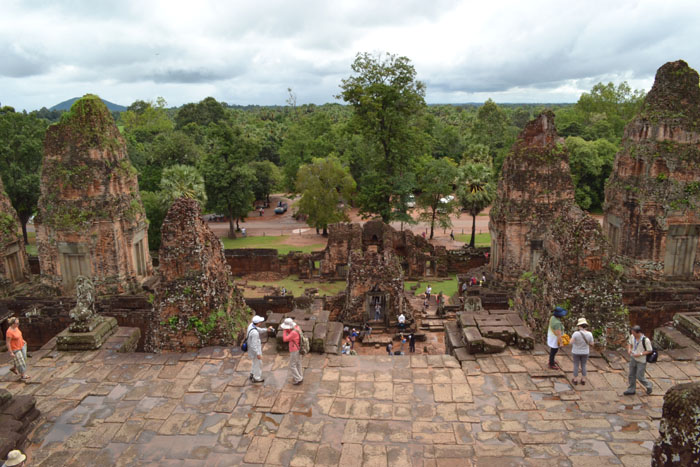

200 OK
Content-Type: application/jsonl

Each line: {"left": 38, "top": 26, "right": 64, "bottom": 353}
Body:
{"left": 644, "top": 337, "right": 658, "bottom": 363}
{"left": 241, "top": 327, "right": 255, "bottom": 352}
{"left": 297, "top": 329, "right": 310, "bottom": 355}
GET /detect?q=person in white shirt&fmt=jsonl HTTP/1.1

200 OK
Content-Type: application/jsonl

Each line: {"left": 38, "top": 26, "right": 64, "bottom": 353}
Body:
{"left": 425, "top": 286, "right": 432, "bottom": 301}
{"left": 571, "top": 317, "right": 594, "bottom": 385}
{"left": 624, "top": 325, "right": 653, "bottom": 396}
{"left": 398, "top": 313, "right": 406, "bottom": 331}
{"left": 246, "top": 316, "right": 272, "bottom": 383}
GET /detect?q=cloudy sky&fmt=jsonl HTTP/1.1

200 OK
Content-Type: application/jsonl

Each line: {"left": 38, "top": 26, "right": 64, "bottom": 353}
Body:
{"left": 2, "top": 0, "right": 699, "bottom": 110}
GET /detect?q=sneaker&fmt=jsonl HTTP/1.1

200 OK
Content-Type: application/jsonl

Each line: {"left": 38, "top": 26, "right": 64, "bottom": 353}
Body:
{"left": 548, "top": 363, "right": 560, "bottom": 370}
{"left": 293, "top": 380, "right": 303, "bottom": 385}
{"left": 623, "top": 390, "right": 635, "bottom": 396}
{"left": 252, "top": 378, "right": 265, "bottom": 384}
{"left": 646, "top": 387, "right": 652, "bottom": 395}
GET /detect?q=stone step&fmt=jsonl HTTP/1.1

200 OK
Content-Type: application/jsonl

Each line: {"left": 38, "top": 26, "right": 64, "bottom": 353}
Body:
{"left": 674, "top": 312, "right": 700, "bottom": 344}
{"left": 654, "top": 325, "right": 698, "bottom": 350}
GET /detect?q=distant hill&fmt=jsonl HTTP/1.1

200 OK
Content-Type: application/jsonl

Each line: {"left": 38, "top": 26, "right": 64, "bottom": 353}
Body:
{"left": 50, "top": 97, "right": 127, "bottom": 112}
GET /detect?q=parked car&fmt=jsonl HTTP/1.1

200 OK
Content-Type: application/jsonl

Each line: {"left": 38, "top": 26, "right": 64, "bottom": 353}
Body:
{"left": 274, "top": 203, "right": 288, "bottom": 214}
{"left": 202, "top": 213, "right": 225, "bottom": 222}
{"left": 406, "top": 194, "right": 415, "bottom": 208}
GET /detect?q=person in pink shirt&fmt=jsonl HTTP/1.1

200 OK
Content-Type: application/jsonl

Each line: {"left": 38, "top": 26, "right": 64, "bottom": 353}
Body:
{"left": 280, "top": 318, "right": 304, "bottom": 385}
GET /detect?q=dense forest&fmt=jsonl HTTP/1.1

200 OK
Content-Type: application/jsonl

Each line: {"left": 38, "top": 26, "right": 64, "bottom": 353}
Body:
{"left": 0, "top": 53, "right": 645, "bottom": 250}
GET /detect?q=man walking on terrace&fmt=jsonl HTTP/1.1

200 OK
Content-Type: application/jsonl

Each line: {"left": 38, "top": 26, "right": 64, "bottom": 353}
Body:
{"left": 246, "top": 315, "right": 272, "bottom": 383}
{"left": 280, "top": 318, "right": 304, "bottom": 385}
{"left": 624, "top": 325, "right": 653, "bottom": 396}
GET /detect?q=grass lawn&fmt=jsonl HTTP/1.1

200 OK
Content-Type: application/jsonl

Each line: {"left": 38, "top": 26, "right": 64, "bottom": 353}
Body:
{"left": 243, "top": 275, "right": 346, "bottom": 296}
{"left": 25, "top": 231, "right": 37, "bottom": 255}
{"left": 405, "top": 276, "right": 459, "bottom": 298}
{"left": 221, "top": 235, "right": 325, "bottom": 255}
{"left": 455, "top": 232, "right": 491, "bottom": 247}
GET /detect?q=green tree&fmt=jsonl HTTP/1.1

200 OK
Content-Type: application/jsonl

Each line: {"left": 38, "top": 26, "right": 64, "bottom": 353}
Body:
{"left": 175, "top": 97, "right": 227, "bottom": 129}
{"left": 295, "top": 156, "right": 356, "bottom": 235}
{"left": 141, "top": 191, "right": 168, "bottom": 251}
{"left": 250, "top": 161, "right": 281, "bottom": 205}
{"left": 456, "top": 162, "right": 496, "bottom": 247}
{"left": 121, "top": 97, "right": 173, "bottom": 142}
{"left": 416, "top": 157, "right": 457, "bottom": 239}
{"left": 0, "top": 107, "right": 47, "bottom": 242}
{"left": 159, "top": 164, "right": 207, "bottom": 206}
{"left": 279, "top": 111, "right": 335, "bottom": 189}
{"left": 339, "top": 52, "right": 427, "bottom": 222}
{"left": 565, "top": 136, "right": 618, "bottom": 211}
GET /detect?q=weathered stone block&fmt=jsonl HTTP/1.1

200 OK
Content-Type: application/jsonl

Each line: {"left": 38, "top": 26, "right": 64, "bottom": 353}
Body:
{"left": 312, "top": 323, "right": 328, "bottom": 353}
{"left": 482, "top": 337, "right": 507, "bottom": 354}
{"left": 652, "top": 381, "right": 700, "bottom": 466}
{"left": 462, "top": 327, "right": 484, "bottom": 354}
{"left": 513, "top": 326, "right": 535, "bottom": 350}
{"left": 56, "top": 316, "right": 118, "bottom": 351}
{"left": 457, "top": 312, "right": 476, "bottom": 328}
{"left": 479, "top": 326, "right": 516, "bottom": 345}
{"left": 674, "top": 312, "right": 700, "bottom": 345}
{"left": 324, "top": 322, "right": 344, "bottom": 354}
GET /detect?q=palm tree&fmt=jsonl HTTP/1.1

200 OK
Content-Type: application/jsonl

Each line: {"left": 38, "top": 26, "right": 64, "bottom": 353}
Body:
{"left": 160, "top": 164, "right": 207, "bottom": 207}
{"left": 456, "top": 162, "right": 496, "bottom": 248}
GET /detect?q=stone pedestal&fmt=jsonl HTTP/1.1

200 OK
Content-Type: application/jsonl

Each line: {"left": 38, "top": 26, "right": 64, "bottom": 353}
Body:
{"left": 56, "top": 316, "right": 118, "bottom": 351}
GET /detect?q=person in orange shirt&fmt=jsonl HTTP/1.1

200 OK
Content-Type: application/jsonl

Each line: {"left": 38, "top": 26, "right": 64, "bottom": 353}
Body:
{"left": 5, "top": 317, "right": 29, "bottom": 381}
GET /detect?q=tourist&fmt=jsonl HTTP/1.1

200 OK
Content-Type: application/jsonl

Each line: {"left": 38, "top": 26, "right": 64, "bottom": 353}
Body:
{"left": 259, "top": 207, "right": 264, "bottom": 216}
{"left": 461, "top": 281, "right": 468, "bottom": 296}
{"left": 349, "top": 328, "right": 359, "bottom": 349}
{"left": 423, "top": 298, "right": 429, "bottom": 311}
{"left": 624, "top": 325, "right": 654, "bottom": 396}
{"left": 571, "top": 317, "right": 594, "bottom": 385}
{"left": 342, "top": 338, "right": 351, "bottom": 355}
{"left": 374, "top": 303, "right": 381, "bottom": 321}
{"left": 471, "top": 276, "right": 477, "bottom": 286}
{"left": 547, "top": 307, "right": 566, "bottom": 370}
{"left": 450, "top": 230, "right": 455, "bottom": 241}
{"left": 246, "top": 315, "right": 272, "bottom": 383}
{"left": 280, "top": 318, "right": 304, "bottom": 385}
{"left": 481, "top": 274, "right": 486, "bottom": 287}
{"left": 241, "top": 227, "right": 246, "bottom": 237}
{"left": 281, "top": 287, "right": 286, "bottom": 296}
{"left": 425, "top": 285, "right": 432, "bottom": 301}
{"left": 386, "top": 341, "right": 393, "bottom": 356}
{"left": 2, "top": 449, "right": 26, "bottom": 467}
{"left": 362, "top": 322, "right": 372, "bottom": 339}
{"left": 5, "top": 317, "right": 29, "bottom": 382}
{"left": 409, "top": 333, "right": 416, "bottom": 353}
{"left": 397, "top": 312, "right": 406, "bottom": 331}
{"left": 399, "top": 334, "right": 406, "bottom": 354}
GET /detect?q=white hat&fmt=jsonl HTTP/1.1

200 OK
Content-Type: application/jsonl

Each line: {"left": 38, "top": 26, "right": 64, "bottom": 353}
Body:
{"left": 576, "top": 317, "right": 589, "bottom": 327}
{"left": 280, "top": 318, "right": 296, "bottom": 330}
{"left": 4, "top": 450, "right": 26, "bottom": 466}
{"left": 252, "top": 315, "right": 265, "bottom": 324}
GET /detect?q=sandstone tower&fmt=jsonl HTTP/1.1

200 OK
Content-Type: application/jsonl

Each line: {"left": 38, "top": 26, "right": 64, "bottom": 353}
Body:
{"left": 35, "top": 94, "right": 152, "bottom": 294}
{"left": 0, "top": 176, "right": 29, "bottom": 284}
{"left": 489, "top": 111, "right": 576, "bottom": 283}
{"left": 604, "top": 60, "right": 700, "bottom": 280}
{"left": 152, "top": 197, "right": 250, "bottom": 352}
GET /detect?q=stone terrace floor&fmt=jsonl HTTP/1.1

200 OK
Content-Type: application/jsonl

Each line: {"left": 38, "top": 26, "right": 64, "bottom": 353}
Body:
{"left": 4, "top": 338, "right": 700, "bottom": 466}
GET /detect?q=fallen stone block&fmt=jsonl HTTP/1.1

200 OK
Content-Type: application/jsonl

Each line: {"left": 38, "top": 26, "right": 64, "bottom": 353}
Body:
{"left": 482, "top": 337, "right": 507, "bottom": 354}
{"left": 453, "top": 346, "right": 475, "bottom": 362}
{"left": 312, "top": 323, "right": 328, "bottom": 353}
{"left": 462, "top": 327, "right": 484, "bottom": 354}
{"left": 652, "top": 381, "right": 700, "bottom": 466}
{"left": 479, "top": 326, "right": 516, "bottom": 345}
{"left": 457, "top": 312, "right": 476, "bottom": 328}
{"left": 513, "top": 326, "right": 535, "bottom": 350}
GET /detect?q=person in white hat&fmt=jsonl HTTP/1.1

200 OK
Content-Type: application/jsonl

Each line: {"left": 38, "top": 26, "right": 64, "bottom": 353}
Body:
{"left": 280, "top": 318, "right": 304, "bottom": 385}
{"left": 571, "top": 317, "right": 594, "bottom": 386}
{"left": 246, "top": 315, "right": 272, "bottom": 383}
{"left": 2, "top": 450, "right": 26, "bottom": 467}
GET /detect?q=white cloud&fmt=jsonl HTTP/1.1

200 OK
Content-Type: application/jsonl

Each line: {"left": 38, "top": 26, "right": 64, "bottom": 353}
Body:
{"left": 0, "top": 0, "right": 698, "bottom": 110}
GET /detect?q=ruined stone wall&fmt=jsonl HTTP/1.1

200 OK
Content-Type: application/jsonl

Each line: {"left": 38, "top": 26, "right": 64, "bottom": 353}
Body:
{"left": 152, "top": 198, "right": 250, "bottom": 352}
{"left": 489, "top": 111, "right": 576, "bottom": 284}
{"left": 341, "top": 249, "right": 411, "bottom": 325}
{"left": 604, "top": 60, "right": 700, "bottom": 280}
{"left": 225, "top": 249, "right": 281, "bottom": 276}
{"left": 0, "top": 177, "right": 29, "bottom": 286}
{"left": 35, "top": 94, "right": 152, "bottom": 295}
{"left": 322, "top": 220, "right": 447, "bottom": 279}
{"left": 652, "top": 381, "right": 700, "bottom": 466}
{"left": 1, "top": 295, "right": 153, "bottom": 351}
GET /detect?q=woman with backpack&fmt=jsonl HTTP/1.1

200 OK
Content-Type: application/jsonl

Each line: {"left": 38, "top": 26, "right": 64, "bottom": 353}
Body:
{"left": 571, "top": 317, "right": 594, "bottom": 386}
{"left": 281, "top": 318, "right": 304, "bottom": 385}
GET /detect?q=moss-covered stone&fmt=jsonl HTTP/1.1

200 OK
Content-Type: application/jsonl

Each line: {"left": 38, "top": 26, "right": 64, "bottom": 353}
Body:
{"left": 652, "top": 381, "right": 700, "bottom": 466}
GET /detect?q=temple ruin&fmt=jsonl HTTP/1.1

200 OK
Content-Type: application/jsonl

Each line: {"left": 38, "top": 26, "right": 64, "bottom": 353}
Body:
{"left": 322, "top": 219, "right": 448, "bottom": 279}
{"left": 151, "top": 197, "right": 250, "bottom": 352}
{"left": 604, "top": 60, "right": 700, "bottom": 280}
{"left": 35, "top": 94, "right": 152, "bottom": 295}
{"left": 488, "top": 111, "right": 576, "bottom": 284}
{"left": 491, "top": 112, "right": 626, "bottom": 345}
{"left": 0, "top": 177, "right": 29, "bottom": 286}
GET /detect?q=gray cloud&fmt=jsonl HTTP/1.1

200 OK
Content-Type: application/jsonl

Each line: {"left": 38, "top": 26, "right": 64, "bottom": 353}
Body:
{"left": 1, "top": 0, "right": 699, "bottom": 109}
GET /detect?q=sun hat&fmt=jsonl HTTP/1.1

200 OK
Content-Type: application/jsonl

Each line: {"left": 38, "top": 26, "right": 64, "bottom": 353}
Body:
{"left": 576, "top": 317, "right": 589, "bottom": 327}
{"left": 553, "top": 306, "right": 568, "bottom": 317}
{"left": 252, "top": 315, "right": 265, "bottom": 324}
{"left": 4, "top": 450, "right": 26, "bottom": 466}
{"left": 280, "top": 318, "right": 296, "bottom": 330}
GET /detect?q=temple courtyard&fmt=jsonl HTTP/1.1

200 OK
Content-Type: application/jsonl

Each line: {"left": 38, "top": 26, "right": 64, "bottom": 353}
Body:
{"left": 7, "top": 336, "right": 698, "bottom": 466}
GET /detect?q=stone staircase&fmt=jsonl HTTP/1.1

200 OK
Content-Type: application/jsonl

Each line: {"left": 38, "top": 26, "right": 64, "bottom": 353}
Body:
{"left": 654, "top": 312, "right": 700, "bottom": 360}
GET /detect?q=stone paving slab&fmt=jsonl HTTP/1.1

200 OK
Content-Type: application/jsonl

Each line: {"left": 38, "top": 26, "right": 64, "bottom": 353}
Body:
{"left": 3, "top": 343, "right": 698, "bottom": 466}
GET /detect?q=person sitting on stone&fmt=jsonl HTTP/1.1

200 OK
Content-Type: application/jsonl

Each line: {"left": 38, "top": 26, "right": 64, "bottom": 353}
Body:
{"left": 397, "top": 312, "right": 406, "bottom": 331}
{"left": 342, "top": 338, "right": 351, "bottom": 355}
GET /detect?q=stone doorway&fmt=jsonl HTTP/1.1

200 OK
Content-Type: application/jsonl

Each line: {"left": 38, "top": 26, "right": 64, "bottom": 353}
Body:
{"left": 3, "top": 243, "right": 22, "bottom": 283}
{"left": 366, "top": 289, "right": 389, "bottom": 323}
{"left": 664, "top": 225, "right": 699, "bottom": 277}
